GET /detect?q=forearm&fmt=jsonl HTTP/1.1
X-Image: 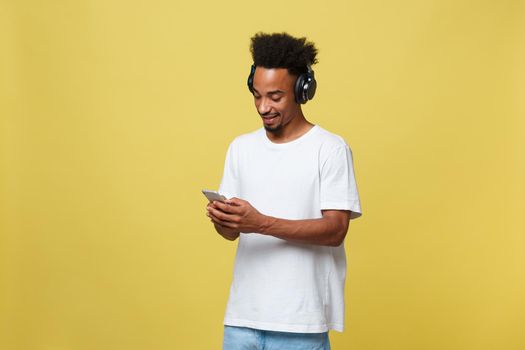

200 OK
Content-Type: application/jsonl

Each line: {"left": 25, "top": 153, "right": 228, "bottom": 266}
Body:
{"left": 259, "top": 215, "right": 348, "bottom": 247}
{"left": 208, "top": 199, "right": 350, "bottom": 246}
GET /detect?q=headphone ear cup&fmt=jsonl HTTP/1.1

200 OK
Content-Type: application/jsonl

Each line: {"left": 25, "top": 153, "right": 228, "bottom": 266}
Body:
{"left": 306, "top": 78, "right": 317, "bottom": 100}
{"left": 294, "top": 71, "right": 317, "bottom": 104}
{"left": 294, "top": 73, "right": 307, "bottom": 104}
{"left": 247, "top": 65, "right": 256, "bottom": 93}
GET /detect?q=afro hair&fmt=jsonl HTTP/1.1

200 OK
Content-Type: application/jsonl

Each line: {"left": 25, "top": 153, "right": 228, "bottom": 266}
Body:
{"left": 250, "top": 32, "right": 318, "bottom": 76}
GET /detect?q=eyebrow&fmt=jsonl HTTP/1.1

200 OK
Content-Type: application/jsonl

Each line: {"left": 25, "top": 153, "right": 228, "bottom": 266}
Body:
{"left": 252, "top": 88, "right": 285, "bottom": 95}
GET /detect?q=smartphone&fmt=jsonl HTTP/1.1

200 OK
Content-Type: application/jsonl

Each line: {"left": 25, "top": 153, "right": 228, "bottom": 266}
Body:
{"left": 202, "top": 189, "right": 227, "bottom": 202}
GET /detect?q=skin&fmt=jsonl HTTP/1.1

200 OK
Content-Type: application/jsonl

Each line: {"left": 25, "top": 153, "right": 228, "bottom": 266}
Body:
{"left": 206, "top": 67, "right": 352, "bottom": 247}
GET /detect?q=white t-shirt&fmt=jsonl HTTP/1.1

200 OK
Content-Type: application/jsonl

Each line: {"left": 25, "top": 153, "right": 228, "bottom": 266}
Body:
{"left": 219, "top": 124, "right": 362, "bottom": 333}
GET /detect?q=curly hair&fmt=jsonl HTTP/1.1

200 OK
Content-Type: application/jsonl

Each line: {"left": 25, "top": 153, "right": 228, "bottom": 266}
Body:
{"left": 250, "top": 32, "right": 318, "bottom": 76}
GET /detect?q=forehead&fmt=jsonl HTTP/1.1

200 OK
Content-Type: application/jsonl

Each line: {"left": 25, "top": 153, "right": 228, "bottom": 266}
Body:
{"left": 253, "top": 67, "right": 295, "bottom": 92}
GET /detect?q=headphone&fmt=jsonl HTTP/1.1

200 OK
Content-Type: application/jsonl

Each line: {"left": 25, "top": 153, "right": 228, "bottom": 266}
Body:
{"left": 247, "top": 64, "right": 317, "bottom": 104}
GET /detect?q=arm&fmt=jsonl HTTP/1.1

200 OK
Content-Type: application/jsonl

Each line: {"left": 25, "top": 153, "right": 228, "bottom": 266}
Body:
{"left": 207, "top": 198, "right": 351, "bottom": 247}
{"left": 261, "top": 210, "right": 350, "bottom": 246}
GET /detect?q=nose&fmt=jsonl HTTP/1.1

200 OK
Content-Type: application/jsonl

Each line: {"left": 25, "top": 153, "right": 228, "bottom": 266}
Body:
{"left": 257, "top": 97, "right": 272, "bottom": 115}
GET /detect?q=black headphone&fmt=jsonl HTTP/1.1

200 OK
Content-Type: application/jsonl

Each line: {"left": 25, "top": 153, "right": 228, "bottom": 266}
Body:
{"left": 247, "top": 64, "right": 317, "bottom": 104}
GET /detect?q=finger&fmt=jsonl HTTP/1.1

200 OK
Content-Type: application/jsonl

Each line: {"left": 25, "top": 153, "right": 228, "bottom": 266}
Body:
{"left": 209, "top": 201, "right": 219, "bottom": 209}
{"left": 207, "top": 210, "right": 219, "bottom": 222}
{"left": 208, "top": 212, "right": 238, "bottom": 228}
{"left": 214, "top": 200, "right": 241, "bottom": 214}
{"left": 209, "top": 201, "right": 225, "bottom": 211}
{"left": 208, "top": 207, "right": 239, "bottom": 223}
{"left": 224, "top": 197, "right": 243, "bottom": 206}
{"left": 216, "top": 220, "right": 238, "bottom": 229}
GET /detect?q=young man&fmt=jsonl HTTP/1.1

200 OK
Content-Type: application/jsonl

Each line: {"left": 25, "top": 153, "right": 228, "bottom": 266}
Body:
{"left": 206, "top": 32, "right": 362, "bottom": 349}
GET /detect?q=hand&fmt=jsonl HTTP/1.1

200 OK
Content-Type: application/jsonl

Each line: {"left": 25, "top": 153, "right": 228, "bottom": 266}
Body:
{"left": 206, "top": 198, "right": 267, "bottom": 233}
{"left": 206, "top": 202, "right": 239, "bottom": 240}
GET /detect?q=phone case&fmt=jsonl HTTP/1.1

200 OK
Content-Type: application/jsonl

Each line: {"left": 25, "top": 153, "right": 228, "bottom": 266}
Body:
{"left": 202, "top": 189, "right": 227, "bottom": 202}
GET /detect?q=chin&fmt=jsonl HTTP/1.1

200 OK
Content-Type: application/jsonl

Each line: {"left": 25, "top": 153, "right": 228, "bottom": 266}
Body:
{"left": 264, "top": 124, "right": 283, "bottom": 133}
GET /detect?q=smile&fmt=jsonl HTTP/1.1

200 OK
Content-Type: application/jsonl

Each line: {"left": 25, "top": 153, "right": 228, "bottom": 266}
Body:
{"left": 262, "top": 114, "right": 279, "bottom": 125}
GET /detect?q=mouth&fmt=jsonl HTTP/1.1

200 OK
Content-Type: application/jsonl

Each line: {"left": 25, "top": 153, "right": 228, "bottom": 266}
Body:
{"left": 262, "top": 114, "right": 279, "bottom": 125}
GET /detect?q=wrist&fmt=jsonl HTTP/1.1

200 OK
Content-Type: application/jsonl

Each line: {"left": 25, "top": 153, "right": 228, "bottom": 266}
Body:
{"left": 259, "top": 215, "right": 276, "bottom": 235}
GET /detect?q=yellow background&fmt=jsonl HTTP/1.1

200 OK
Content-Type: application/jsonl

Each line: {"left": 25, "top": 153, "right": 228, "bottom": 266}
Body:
{"left": 1, "top": 0, "right": 524, "bottom": 349}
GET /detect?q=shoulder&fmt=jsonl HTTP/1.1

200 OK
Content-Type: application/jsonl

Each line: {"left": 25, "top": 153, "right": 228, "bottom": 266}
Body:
{"left": 226, "top": 128, "right": 265, "bottom": 152}
{"left": 312, "top": 125, "right": 352, "bottom": 155}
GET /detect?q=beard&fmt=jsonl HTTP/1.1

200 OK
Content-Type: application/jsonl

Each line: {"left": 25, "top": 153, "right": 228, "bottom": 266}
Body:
{"left": 261, "top": 113, "right": 284, "bottom": 133}
{"left": 263, "top": 123, "right": 283, "bottom": 133}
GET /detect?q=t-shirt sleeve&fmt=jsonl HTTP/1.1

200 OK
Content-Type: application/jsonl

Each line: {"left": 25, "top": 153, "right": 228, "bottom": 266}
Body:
{"left": 218, "top": 141, "right": 239, "bottom": 200}
{"left": 320, "top": 144, "right": 362, "bottom": 220}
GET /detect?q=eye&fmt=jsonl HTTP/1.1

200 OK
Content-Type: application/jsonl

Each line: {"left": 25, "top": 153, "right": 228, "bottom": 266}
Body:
{"left": 272, "top": 96, "right": 282, "bottom": 102}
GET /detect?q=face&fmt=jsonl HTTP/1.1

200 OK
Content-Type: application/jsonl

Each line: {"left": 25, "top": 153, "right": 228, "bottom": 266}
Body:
{"left": 251, "top": 67, "right": 300, "bottom": 133}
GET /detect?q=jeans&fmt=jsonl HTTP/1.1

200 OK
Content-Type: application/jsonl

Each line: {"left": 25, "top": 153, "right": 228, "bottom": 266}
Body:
{"left": 223, "top": 325, "right": 331, "bottom": 350}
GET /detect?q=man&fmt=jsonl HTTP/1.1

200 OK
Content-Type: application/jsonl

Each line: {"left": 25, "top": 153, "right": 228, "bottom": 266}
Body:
{"left": 206, "top": 32, "right": 362, "bottom": 349}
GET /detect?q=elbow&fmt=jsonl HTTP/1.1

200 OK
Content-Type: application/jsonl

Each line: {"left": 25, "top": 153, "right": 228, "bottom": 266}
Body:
{"left": 321, "top": 211, "right": 351, "bottom": 247}
{"left": 328, "top": 221, "right": 348, "bottom": 247}
{"left": 326, "top": 228, "right": 348, "bottom": 247}
{"left": 327, "top": 237, "right": 345, "bottom": 247}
